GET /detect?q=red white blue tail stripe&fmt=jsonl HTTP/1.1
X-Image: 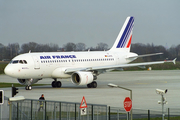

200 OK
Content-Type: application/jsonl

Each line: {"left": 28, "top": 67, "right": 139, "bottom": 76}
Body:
{"left": 109, "top": 16, "right": 134, "bottom": 52}
{"left": 116, "top": 17, "right": 134, "bottom": 48}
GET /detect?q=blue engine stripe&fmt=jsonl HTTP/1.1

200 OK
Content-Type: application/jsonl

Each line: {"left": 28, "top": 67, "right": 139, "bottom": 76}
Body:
{"left": 116, "top": 17, "right": 134, "bottom": 48}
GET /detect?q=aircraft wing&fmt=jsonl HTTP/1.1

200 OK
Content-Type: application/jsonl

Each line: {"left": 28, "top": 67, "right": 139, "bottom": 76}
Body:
{"left": 65, "top": 58, "right": 176, "bottom": 74}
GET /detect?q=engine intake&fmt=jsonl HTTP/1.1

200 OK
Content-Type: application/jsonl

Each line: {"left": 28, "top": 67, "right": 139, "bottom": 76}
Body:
{"left": 17, "top": 78, "right": 40, "bottom": 85}
{"left": 71, "top": 71, "right": 94, "bottom": 85}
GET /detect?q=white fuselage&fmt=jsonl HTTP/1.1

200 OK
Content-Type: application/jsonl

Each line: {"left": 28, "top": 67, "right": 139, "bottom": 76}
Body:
{"left": 4, "top": 51, "right": 137, "bottom": 79}
{"left": 4, "top": 16, "right": 169, "bottom": 90}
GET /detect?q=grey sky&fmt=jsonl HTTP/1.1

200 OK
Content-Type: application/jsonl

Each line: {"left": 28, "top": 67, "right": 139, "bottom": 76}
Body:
{"left": 1, "top": 0, "right": 180, "bottom": 48}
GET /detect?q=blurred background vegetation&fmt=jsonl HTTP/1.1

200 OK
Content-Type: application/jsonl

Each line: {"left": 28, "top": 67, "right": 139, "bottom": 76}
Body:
{"left": 0, "top": 42, "right": 179, "bottom": 74}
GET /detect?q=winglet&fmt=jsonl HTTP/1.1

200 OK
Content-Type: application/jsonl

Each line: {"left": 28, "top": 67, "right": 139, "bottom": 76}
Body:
{"left": 173, "top": 58, "right": 177, "bottom": 64}
{"left": 165, "top": 58, "right": 177, "bottom": 64}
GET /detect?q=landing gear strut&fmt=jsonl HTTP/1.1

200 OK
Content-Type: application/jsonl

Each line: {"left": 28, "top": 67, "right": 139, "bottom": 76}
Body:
{"left": 25, "top": 85, "right": 32, "bottom": 90}
{"left": 51, "top": 79, "right": 62, "bottom": 88}
{"left": 87, "top": 81, "right": 97, "bottom": 88}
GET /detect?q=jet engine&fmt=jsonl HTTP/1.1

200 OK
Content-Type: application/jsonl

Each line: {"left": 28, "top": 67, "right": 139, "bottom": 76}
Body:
{"left": 17, "top": 78, "right": 40, "bottom": 85}
{"left": 71, "top": 71, "right": 95, "bottom": 85}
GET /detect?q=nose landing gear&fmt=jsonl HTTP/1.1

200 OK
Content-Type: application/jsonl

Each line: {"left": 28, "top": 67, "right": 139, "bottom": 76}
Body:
{"left": 25, "top": 85, "right": 32, "bottom": 90}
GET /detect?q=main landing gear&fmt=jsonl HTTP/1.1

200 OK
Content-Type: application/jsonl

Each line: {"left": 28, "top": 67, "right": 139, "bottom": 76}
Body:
{"left": 87, "top": 81, "right": 97, "bottom": 88}
{"left": 25, "top": 85, "right": 32, "bottom": 90}
{"left": 51, "top": 79, "right": 62, "bottom": 88}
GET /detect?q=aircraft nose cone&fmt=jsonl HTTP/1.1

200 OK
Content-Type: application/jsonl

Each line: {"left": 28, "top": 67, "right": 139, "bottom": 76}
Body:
{"left": 4, "top": 65, "right": 13, "bottom": 76}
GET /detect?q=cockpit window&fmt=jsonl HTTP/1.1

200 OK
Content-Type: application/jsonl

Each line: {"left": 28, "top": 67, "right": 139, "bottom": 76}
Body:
{"left": 12, "top": 60, "right": 19, "bottom": 64}
{"left": 10, "top": 60, "right": 28, "bottom": 64}
{"left": 19, "top": 60, "right": 23, "bottom": 64}
{"left": 23, "top": 60, "right": 27, "bottom": 64}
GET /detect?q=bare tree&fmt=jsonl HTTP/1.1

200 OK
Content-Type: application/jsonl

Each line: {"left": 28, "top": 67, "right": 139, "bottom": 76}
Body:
{"left": 96, "top": 42, "right": 108, "bottom": 51}
{"left": 7, "top": 43, "right": 20, "bottom": 59}
{"left": 1, "top": 41, "right": 179, "bottom": 62}
{"left": 0, "top": 43, "right": 5, "bottom": 60}
{"left": 76, "top": 43, "right": 86, "bottom": 51}
{"left": 0, "top": 43, "right": 4, "bottom": 48}
{"left": 63, "top": 42, "right": 76, "bottom": 51}
{"left": 20, "top": 42, "right": 38, "bottom": 53}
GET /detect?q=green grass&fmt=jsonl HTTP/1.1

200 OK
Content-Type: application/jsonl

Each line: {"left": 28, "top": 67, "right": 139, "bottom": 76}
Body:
{"left": 0, "top": 82, "right": 48, "bottom": 88}
{"left": 115, "top": 61, "right": 180, "bottom": 71}
{"left": 133, "top": 116, "right": 180, "bottom": 120}
{"left": 0, "top": 62, "right": 7, "bottom": 74}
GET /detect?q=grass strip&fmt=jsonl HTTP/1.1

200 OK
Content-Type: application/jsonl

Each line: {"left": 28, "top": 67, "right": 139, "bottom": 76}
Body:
{"left": 0, "top": 82, "right": 48, "bottom": 88}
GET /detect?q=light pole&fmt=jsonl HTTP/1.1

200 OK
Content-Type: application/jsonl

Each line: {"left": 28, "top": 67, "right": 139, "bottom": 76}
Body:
{"left": 108, "top": 83, "right": 132, "bottom": 120}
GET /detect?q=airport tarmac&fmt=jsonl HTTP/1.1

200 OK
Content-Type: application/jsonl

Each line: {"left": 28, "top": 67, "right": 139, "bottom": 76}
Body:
{"left": 0, "top": 70, "right": 180, "bottom": 110}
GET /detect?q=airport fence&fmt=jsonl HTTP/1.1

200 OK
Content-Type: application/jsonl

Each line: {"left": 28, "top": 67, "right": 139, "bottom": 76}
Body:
{"left": 9, "top": 98, "right": 108, "bottom": 120}
{"left": 1, "top": 97, "right": 180, "bottom": 120}
{"left": 109, "top": 107, "right": 180, "bottom": 120}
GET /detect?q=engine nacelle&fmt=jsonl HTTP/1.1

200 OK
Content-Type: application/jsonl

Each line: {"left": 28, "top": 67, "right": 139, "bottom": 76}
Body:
{"left": 51, "top": 67, "right": 71, "bottom": 78}
{"left": 17, "top": 78, "right": 40, "bottom": 85}
{"left": 71, "top": 71, "right": 94, "bottom": 85}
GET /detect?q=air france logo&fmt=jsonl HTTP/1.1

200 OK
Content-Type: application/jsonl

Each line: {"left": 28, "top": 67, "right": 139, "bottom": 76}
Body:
{"left": 40, "top": 55, "right": 76, "bottom": 59}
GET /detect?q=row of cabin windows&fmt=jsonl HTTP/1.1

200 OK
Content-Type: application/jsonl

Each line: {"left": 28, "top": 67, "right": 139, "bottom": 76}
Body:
{"left": 41, "top": 58, "right": 114, "bottom": 63}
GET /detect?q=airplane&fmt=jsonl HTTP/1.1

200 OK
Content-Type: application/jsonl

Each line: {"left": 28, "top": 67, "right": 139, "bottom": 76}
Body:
{"left": 4, "top": 16, "right": 176, "bottom": 90}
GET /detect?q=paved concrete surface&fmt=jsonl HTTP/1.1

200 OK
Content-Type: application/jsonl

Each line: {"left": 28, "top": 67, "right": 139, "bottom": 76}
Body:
{"left": 0, "top": 70, "right": 180, "bottom": 110}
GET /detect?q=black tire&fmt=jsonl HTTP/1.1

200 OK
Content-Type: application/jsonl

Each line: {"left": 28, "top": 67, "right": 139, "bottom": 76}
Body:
{"left": 87, "top": 83, "right": 92, "bottom": 88}
{"left": 25, "top": 86, "right": 31, "bottom": 90}
{"left": 52, "top": 81, "right": 56, "bottom": 87}
{"left": 92, "top": 81, "right": 97, "bottom": 88}
{"left": 56, "top": 81, "right": 62, "bottom": 87}
{"left": 25, "top": 86, "right": 28, "bottom": 90}
{"left": 28, "top": 86, "right": 32, "bottom": 90}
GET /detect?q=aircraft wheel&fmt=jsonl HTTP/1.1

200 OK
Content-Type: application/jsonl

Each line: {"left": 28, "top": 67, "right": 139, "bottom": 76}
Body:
{"left": 92, "top": 81, "right": 97, "bottom": 88}
{"left": 29, "top": 86, "right": 32, "bottom": 90}
{"left": 87, "top": 83, "right": 92, "bottom": 88}
{"left": 25, "top": 85, "right": 31, "bottom": 90}
{"left": 25, "top": 86, "right": 28, "bottom": 90}
{"left": 52, "top": 81, "right": 56, "bottom": 88}
{"left": 56, "top": 81, "right": 62, "bottom": 88}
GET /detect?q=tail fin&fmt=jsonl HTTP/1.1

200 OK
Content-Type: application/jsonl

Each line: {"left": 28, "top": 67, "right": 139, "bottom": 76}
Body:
{"left": 109, "top": 16, "right": 134, "bottom": 52}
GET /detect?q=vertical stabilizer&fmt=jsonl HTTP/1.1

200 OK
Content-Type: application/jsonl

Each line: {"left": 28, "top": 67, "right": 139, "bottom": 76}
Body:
{"left": 109, "top": 16, "right": 134, "bottom": 52}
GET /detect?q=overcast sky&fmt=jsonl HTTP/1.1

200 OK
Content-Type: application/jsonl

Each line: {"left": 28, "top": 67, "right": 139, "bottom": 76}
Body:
{"left": 1, "top": 0, "right": 180, "bottom": 48}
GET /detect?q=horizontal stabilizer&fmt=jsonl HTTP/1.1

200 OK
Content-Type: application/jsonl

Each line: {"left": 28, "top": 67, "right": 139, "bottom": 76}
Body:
{"left": 137, "top": 53, "right": 163, "bottom": 58}
{"left": 127, "top": 53, "right": 163, "bottom": 59}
